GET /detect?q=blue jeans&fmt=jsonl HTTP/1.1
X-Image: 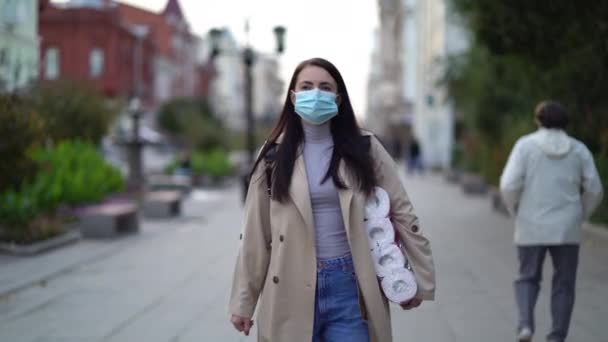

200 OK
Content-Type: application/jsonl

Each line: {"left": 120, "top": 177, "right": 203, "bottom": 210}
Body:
{"left": 313, "top": 254, "right": 369, "bottom": 342}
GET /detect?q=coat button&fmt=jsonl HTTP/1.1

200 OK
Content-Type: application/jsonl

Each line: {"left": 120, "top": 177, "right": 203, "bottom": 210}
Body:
{"left": 239, "top": 233, "right": 243, "bottom": 240}
{"left": 273, "top": 276, "right": 279, "bottom": 284}
{"left": 411, "top": 225, "right": 419, "bottom": 233}
{"left": 279, "top": 235, "right": 284, "bottom": 242}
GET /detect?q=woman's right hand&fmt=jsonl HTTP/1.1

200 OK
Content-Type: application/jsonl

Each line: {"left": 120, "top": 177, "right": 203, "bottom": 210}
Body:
{"left": 230, "top": 314, "right": 254, "bottom": 336}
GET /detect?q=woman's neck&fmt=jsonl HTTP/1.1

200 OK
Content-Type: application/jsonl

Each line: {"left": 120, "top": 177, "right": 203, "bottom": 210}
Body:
{"left": 302, "top": 120, "right": 332, "bottom": 143}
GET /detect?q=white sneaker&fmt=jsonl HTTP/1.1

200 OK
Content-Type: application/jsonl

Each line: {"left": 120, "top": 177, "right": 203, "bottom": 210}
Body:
{"left": 517, "top": 327, "right": 533, "bottom": 341}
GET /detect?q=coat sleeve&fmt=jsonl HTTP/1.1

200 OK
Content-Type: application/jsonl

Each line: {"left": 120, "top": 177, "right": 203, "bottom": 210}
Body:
{"left": 228, "top": 162, "right": 272, "bottom": 318}
{"left": 500, "top": 139, "right": 526, "bottom": 216}
{"left": 370, "top": 136, "right": 436, "bottom": 300}
{"left": 579, "top": 145, "right": 604, "bottom": 219}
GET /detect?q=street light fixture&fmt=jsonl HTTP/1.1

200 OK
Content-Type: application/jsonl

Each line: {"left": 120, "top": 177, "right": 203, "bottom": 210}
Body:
{"left": 208, "top": 28, "right": 223, "bottom": 59}
{"left": 273, "top": 26, "right": 286, "bottom": 54}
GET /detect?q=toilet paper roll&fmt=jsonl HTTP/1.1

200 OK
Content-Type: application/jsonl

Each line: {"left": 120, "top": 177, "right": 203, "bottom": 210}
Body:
{"left": 365, "top": 187, "right": 390, "bottom": 219}
{"left": 371, "top": 242, "right": 405, "bottom": 278}
{"left": 365, "top": 217, "right": 395, "bottom": 250}
{"left": 381, "top": 268, "right": 418, "bottom": 304}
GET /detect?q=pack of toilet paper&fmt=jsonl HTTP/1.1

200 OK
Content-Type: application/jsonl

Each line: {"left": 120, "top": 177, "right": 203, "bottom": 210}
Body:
{"left": 365, "top": 217, "right": 395, "bottom": 251}
{"left": 364, "top": 187, "right": 391, "bottom": 220}
{"left": 365, "top": 187, "right": 417, "bottom": 303}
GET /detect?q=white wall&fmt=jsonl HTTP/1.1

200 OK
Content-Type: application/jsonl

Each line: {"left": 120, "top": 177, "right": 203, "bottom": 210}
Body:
{"left": 253, "top": 53, "right": 283, "bottom": 123}
{"left": 410, "top": 0, "right": 468, "bottom": 168}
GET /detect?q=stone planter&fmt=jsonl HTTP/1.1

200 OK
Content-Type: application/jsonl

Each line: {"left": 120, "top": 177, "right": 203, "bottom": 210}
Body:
{"left": 148, "top": 174, "right": 192, "bottom": 195}
{"left": 0, "top": 227, "right": 81, "bottom": 256}
{"left": 445, "top": 169, "right": 462, "bottom": 184}
{"left": 461, "top": 172, "right": 488, "bottom": 195}
{"left": 143, "top": 190, "right": 182, "bottom": 218}
{"left": 193, "top": 174, "right": 231, "bottom": 189}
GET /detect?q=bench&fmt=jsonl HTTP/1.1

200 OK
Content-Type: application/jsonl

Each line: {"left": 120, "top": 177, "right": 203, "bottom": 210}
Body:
{"left": 147, "top": 174, "right": 191, "bottom": 195}
{"left": 143, "top": 190, "right": 182, "bottom": 218}
{"left": 78, "top": 202, "right": 139, "bottom": 238}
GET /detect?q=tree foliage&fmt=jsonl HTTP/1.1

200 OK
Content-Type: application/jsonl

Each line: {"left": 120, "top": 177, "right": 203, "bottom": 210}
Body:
{"left": 448, "top": 0, "right": 608, "bottom": 151}
{"left": 157, "top": 97, "right": 226, "bottom": 150}
{"left": 30, "top": 81, "right": 119, "bottom": 145}
{"left": 0, "top": 94, "right": 45, "bottom": 192}
{"left": 447, "top": 0, "right": 608, "bottom": 222}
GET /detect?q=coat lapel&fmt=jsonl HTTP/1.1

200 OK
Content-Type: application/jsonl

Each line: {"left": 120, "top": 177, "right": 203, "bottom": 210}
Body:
{"left": 289, "top": 152, "right": 315, "bottom": 230}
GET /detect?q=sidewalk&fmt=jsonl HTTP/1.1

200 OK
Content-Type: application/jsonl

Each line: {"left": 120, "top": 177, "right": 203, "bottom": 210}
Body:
{"left": 0, "top": 172, "right": 606, "bottom": 341}
{"left": 394, "top": 171, "right": 608, "bottom": 341}
{"left": 0, "top": 188, "right": 229, "bottom": 299}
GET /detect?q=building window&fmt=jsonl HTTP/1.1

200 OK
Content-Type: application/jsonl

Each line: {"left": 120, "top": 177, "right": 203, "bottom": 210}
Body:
{"left": 1, "top": 0, "right": 21, "bottom": 30}
{"left": 89, "top": 48, "right": 104, "bottom": 78}
{"left": 44, "top": 47, "right": 59, "bottom": 80}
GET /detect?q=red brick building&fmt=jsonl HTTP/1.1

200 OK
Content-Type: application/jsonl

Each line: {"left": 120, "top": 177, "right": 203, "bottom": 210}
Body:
{"left": 116, "top": 0, "right": 202, "bottom": 102}
{"left": 39, "top": 0, "right": 156, "bottom": 105}
{"left": 39, "top": 0, "right": 213, "bottom": 108}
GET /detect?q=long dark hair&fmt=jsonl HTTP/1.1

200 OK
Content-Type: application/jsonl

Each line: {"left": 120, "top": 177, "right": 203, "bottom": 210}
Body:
{"left": 250, "top": 58, "right": 378, "bottom": 202}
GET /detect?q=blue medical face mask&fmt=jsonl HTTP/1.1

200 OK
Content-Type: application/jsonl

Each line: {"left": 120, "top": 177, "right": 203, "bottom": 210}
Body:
{"left": 293, "top": 88, "right": 339, "bottom": 125}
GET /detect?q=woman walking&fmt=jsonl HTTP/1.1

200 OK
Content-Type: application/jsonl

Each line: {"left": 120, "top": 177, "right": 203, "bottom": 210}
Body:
{"left": 229, "top": 58, "right": 436, "bottom": 342}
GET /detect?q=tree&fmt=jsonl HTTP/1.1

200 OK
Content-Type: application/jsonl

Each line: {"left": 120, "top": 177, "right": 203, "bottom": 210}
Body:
{"left": 31, "top": 81, "right": 119, "bottom": 145}
{"left": 157, "top": 97, "right": 226, "bottom": 150}
{"left": 0, "top": 94, "right": 44, "bottom": 192}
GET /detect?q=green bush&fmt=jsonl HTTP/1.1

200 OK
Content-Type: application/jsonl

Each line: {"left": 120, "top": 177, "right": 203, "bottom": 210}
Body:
{"left": 0, "top": 141, "right": 124, "bottom": 231}
{"left": 164, "top": 159, "right": 179, "bottom": 175}
{"left": 31, "top": 81, "right": 118, "bottom": 145}
{"left": 191, "top": 148, "right": 234, "bottom": 178}
{"left": 591, "top": 152, "right": 608, "bottom": 225}
{"left": 166, "top": 148, "right": 234, "bottom": 179}
{"left": 157, "top": 97, "right": 226, "bottom": 150}
{"left": 0, "top": 185, "right": 49, "bottom": 229}
{"left": 0, "top": 94, "right": 45, "bottom": 192}
{"left": 30, "top": 141, "right": 124, "bottom": 205}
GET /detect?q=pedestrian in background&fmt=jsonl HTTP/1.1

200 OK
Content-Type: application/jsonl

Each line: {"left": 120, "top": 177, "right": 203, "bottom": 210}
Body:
{"left": 406, "top": 137, "right": 424, "bottom": 175}
{"left": 499, "top": 100, "right": 603, "bottom": 342}
{"left": 228, "top": 58, "right": 436, "bottom": 342}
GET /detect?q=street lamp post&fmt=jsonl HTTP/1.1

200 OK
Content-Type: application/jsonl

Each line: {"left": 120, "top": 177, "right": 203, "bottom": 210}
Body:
{"left": 208, "top": 25, "right": 286, "bottom": 201}
{"left": 243, "top": 46, "right": 255, "bottom": 166}
{"left": 126, "top": 97, "right": 144, "bottom": 193}
{"left": 123, "top": 26, "right": 149, "bottom": 194}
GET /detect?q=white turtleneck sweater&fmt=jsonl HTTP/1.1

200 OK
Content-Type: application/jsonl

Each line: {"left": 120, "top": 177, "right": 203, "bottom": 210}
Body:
{"left": 301, "top": 121, "right": 350, "bottom": 259}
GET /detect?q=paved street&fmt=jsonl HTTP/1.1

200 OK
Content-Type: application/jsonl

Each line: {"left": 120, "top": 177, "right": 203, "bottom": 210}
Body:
{"left": 0, "top": 172, "right": 606, "bottom": 342}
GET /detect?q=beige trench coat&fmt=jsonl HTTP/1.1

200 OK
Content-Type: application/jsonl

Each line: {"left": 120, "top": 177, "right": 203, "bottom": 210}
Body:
{"left": 229, "top": 133, "right": 436, "bottom": 342}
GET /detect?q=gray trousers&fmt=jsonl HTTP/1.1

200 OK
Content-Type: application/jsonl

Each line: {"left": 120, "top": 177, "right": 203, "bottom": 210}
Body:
{"left": 515, "top": 245, "right": 579, "bottom": 342}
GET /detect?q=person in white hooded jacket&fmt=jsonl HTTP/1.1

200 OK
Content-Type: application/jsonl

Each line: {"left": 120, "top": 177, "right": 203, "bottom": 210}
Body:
{"left": 500, "top": 101, "right": 603, "bottom": 342}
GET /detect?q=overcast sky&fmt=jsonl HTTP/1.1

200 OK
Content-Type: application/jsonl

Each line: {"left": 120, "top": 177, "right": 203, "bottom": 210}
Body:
{"left": 56, "top": 0, "right": 379, "bottom": 117}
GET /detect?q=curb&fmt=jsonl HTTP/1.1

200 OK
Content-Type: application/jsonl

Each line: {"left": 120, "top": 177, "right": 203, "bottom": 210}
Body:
{"left": 0, "top": 240, "right": 126, "bottom": 299}
{"left": 0, "top": 230, "right": 81, "bottom": 256}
